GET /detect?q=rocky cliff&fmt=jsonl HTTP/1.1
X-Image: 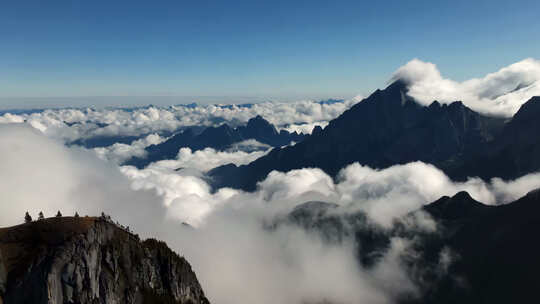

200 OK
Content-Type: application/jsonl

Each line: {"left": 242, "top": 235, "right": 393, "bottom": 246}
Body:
{"left": 0, "top": 217, "right": 209, "bottom": 304}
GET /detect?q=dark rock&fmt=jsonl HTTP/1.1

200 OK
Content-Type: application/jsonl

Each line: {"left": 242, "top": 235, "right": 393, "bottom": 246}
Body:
{"left": 0, "top": 217, "right": 209, "bottom": 304}
{"left": 210, "top": 80, "right": 509, "bottom": 191}
{"left": 126, "top": 116, "right": 306, "bottom": 168}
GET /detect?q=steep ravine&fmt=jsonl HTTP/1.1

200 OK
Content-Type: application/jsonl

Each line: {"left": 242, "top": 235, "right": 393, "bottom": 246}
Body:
{"left": 0, "top": 217, "right": 209, "bottom": 304}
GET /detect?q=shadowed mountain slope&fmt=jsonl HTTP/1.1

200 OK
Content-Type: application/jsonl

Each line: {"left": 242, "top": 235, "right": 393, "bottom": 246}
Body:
{"left": 280, "top": 190, "right": 540, "bottom": 304}
{"left": 126, "top": 115, "right": 305, "bottom": 168}
{"left": 210, "top": 81, "right": 511, "bottom": 191}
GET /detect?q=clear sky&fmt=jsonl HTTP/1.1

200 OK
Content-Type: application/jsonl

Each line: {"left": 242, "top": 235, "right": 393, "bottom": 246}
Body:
{"left": 1, "top": 0, "right": 539, "bottom": 107}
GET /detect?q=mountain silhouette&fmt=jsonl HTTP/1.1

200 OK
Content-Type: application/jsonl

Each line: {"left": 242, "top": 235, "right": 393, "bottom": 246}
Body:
{"left": 209, "top": 80, "right": 517, "bottom": 191}
{"left": 454, "top": 96, "right": 540, "bottom": 180}
{"left": 125, "top": 115, "right": 305, "bottom": 168}
{"left": 406, "top": 189, "right": 540, "bottom": 304}
{"left": 280, "top": 190, "right": 540, "bottom": 304}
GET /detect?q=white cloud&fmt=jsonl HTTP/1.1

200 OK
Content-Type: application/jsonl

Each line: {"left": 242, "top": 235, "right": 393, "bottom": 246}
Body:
{"left": 335, "top": 162, "right": 495, "bottom": 227}
{"left": 0, "top": 124, "right": 414, "bottom": 304}
{"left": 280, "top": 121, "right": 329, "bottom": 134}
{"left": 0, "top": 113, "right": 24, "bottom": 124}
{"left": 93, "top": 133, "right": 166, "bottom": 164}
{"left": 122, "top": 160, "right": 540, "bottom": 229}
{"left": 227, "top": 139, "right": 272, "bottom": 152}
{"left": 0, "top": 124, "right": 170, "bottom": 237}
{"left": 2, "top": 124, "right": 540, "bottom": 304}
{"left": 392, "top": 58, "right": 540, "bottom": 117}
{"left": 0, "top": 99, "right": 356, "bottom": 143}
{"left": 489, "top": 172, "right": 540, "bottom": 203}
{"left": 143, "top": 146, "right": 272, "bottom": 173}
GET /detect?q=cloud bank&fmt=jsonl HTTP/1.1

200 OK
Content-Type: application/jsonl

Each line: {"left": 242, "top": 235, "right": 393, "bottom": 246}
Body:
{"left": 0, "top": 123, "right": 413, "bottom": 303}
{"left": 0, "top": 99, "right": 356, "bottom": 143}
{"left": 392, "top": 58, "right": 540, "bottom": 117}
{"left": 2, "top": 123, "right": 540, "bottom": 304}
{"left": 93, "top": 133, "right": 166, "bottom": 164}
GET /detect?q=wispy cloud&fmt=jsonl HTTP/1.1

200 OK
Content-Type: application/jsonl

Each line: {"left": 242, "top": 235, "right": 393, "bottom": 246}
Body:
{"left": 392, "top": 58, "right": 540, "bottom": 117}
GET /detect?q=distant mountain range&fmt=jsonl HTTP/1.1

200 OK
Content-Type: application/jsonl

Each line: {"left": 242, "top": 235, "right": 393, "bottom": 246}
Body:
{"left": 125, "top": 115, "right": 306, "bottom": 168}
{"left": 209, "top": 80, "right": 540, "bottom": 191}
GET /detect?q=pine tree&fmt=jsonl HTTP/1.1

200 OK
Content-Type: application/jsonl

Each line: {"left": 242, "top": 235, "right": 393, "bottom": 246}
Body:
{"left": 56, "top": 210, "right": 62, "bottom": 217}
{"left": 74, "top": 212, "right": 79, "bottom": 218}
{"left": 38, "top": 211, "right": 44, "bottom": 220}
{"left": 24, "top": 211, "right": 32, "bottom": 223}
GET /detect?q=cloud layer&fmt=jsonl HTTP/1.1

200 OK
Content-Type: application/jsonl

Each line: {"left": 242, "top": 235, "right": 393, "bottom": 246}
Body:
{"left": 392, "top": 58, "right": 540, "bottom": 117}
{"left": 2, "top": 123, "right": 540, "bottom": 304}
{"left": 0, "top": 99, "right": 355, "bottom": 143}
{"left": 93, "top": 133, "right": 166, "bottom": 164}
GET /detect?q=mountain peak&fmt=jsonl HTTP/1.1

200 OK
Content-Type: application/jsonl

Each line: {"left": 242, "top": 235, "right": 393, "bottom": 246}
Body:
{"left": 512, "top": 96, "right": 540, "bottom": 122}
{"left": 312, "top": 125, "right": 323, "bottom": 136}
{"left": 244, "top": 115, "right": 278, "bottom": 137}
{"left": 428, "top": 100, "right": 442, "bottom": 109}
{"left": 424, "top": 191, "right": 491, "bottom": 220}
{"left": 247, "top": 115, "right": 272, "bottom": 127}
{"left": 385, "top": 78, "right": 410, "bottom": 91}
{"left": 251, "top": 114, "right": 265, "bottom": 121}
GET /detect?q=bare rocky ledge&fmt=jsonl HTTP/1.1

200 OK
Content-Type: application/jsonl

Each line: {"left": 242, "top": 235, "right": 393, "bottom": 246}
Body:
{"left": 0, "top": 216, "right": 210, "bottom": 304}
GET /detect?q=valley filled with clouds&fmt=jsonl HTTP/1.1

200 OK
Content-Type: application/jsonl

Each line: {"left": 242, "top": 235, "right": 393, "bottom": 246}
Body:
{"left": 2, "top": 59, "right": 540, "bottom": 304}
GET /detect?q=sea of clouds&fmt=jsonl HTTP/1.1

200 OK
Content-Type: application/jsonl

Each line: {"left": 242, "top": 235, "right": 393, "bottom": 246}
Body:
{"left": 1, "top": 58, "right": 540, "bottom": 303}
{"left": 2, "top": 122, "right": 540, "bottom": 304}
{"left": 0, "top": 99, "right": 354, "bottom": 144}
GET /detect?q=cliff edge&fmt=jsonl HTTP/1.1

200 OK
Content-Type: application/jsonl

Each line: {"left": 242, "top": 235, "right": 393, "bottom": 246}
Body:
{"left": 0, "top": 216, "right": 209, "bottom": 304}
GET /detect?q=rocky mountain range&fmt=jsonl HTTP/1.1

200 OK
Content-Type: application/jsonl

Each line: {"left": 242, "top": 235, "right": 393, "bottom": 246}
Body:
{"left": 125, "top": 115, "right": 306, "bottom": 168}
{"left": 209, "top": 80, "right": 540, "bottom": 191}
{"left": 0, "top": 217, "right": 209, "bottom": 304}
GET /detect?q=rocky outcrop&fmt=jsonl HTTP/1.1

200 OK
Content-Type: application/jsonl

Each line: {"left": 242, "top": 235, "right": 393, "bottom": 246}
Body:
{"left": 0, "top": 217, "right": 209, "bottom": 304}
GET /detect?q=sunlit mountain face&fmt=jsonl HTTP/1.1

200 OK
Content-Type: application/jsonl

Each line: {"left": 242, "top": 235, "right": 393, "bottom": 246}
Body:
{"left": 2, "top": 59, "right": 540, "bottom": 304}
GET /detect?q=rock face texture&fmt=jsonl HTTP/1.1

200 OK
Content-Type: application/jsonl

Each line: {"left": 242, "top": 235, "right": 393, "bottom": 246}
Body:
{"left": 0, "top": 217, "right": 209, "bottom": 304}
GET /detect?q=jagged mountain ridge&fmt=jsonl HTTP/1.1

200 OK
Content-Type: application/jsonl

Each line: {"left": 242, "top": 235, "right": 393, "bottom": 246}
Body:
{"left": 209, "top": 80, "right": 516, "bottom": 191}
{"left": 280, "top": 189, "right": 540, "bottom": 304}
{"left": 407, "top": 189, "right": 540, "bottom": 304}
{"left": 0, "top": 217, "right": 209, "bottom": 304}
{"left": 455, "top": 96, "right": 540, "bottom": 180}
{"left": 126, "top": 115, "right": 305, "bottom": 168}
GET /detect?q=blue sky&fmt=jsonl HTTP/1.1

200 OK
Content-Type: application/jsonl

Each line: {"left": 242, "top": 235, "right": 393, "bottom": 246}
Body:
{"left": 1, "top": 0, "right": 539, "bottom": 106}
